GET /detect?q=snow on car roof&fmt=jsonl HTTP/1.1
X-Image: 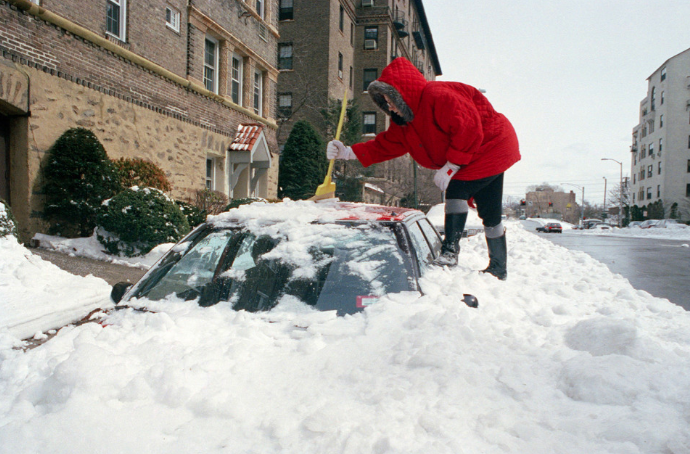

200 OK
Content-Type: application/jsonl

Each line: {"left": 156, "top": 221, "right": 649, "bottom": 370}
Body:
{"left": 208, "top": 199, "right": 420, "bottom": 227}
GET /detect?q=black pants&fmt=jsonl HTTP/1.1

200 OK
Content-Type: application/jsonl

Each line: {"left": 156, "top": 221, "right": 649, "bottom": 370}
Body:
{"left": 445, "top": 173, "right": 504, "bottom": 228}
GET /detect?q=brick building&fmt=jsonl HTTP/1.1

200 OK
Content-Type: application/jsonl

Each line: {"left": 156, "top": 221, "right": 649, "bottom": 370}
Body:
{"left": 275, "top": 0, "right": 441, "bottom": 206}
{"left": 0, "top": 0, "right": 280, "bottom": 240}
{"left": 524, "top": 188, "right": 580, "bottom": 224}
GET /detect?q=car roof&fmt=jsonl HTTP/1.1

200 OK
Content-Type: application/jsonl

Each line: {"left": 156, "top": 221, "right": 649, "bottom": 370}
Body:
{"left": 208, "top": 200, "right": 424, "bottom": 228}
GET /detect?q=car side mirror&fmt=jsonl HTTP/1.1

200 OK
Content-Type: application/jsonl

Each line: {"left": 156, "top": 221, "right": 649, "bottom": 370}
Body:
{"left": 111, "top": 282, "right": 133, "bottom": 304}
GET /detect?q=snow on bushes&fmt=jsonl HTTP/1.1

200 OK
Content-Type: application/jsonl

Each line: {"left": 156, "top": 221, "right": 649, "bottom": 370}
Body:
{"left": 97, "top": 186, "right": 190, "bottom": 256}
{"left": 0, "top": 199, "right": 18, "bottom": 239}
{"left": 112, "top": 157, "right": 172, "bottom": 192}
{"left": 175, "top": 199, "right": 207, "bottom": 229}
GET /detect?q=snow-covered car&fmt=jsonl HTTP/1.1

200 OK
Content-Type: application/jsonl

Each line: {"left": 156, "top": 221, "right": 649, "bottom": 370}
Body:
{"left": 426, "top": 203, "right": 484, "bottom": 238}
{"left": 640, "top": 220, "right": 660, "bottom": 229}
{"left": 651, "top": 219, "right": 688, "bottom": 229}
{"left": 627, "top": 221, "right": 643, "bottom": 228}
{"left": 111, "top": 200, "right": 477, "bottom": 316}
{"left": 535, "top": 222, "right": 562, "bottom": 233}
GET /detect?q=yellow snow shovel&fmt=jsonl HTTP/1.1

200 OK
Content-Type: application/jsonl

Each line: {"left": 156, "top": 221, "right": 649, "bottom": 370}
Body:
{"left": 311, "top": 90, "right": 348, "bottom": 201}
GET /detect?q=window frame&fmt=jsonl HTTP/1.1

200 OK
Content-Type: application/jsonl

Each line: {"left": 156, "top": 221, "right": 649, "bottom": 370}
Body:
{"left": 647, "top": 187, "right": 652, "bottom": 200}
{"left": 363, "top": 111, "right": 377, "bottom": 134}
{"left": 231, "top": 54, "right": 244, "bottom": 105}
{"left": 364, "top": 26, "right": 379, "bottom": 50}
{"left": 363, "top": 68, "right": 377, "bottom": 92}
{"left": 338, "top": 52, "right": 343, "bottom": 79}
{"left": 165, "top": 6, "right": 180, "bottom": 32}
{"left": 106, "top": 0, "right": 127, "bottom": 41}
{"left": 339, "top": 5, "right": 344, "bottom": 32}
{"left": 253, "top": 70, "right": 263, "bottom": 116}
{"left": 204, "top": 36, "right": 220, "bottom": 94}
{"left": 278, "top": 43, "right": 293, "bottom": 70}
{"left": 206, "top": 158, "right": 215, "bottom": 190}
{"left": 256, "top": 0, "right": 265, "bottom": 20}
{"left": 278, "top": 92, "right": 292, "bottom": 118}
{"left": 279, "top": 0, "right": 293, "bottom": 20}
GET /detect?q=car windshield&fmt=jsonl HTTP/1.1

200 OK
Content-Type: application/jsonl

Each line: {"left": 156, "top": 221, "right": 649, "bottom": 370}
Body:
{"left": 129, "top": 222, "right": 416, "bottom": 315}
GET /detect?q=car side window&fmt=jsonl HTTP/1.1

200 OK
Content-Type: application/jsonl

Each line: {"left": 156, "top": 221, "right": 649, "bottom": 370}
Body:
{"left": 417, "top": 219, "right": 442, "bottom": 255}
{"left": 406, "top": 221, "right": 433, "bottom": 274}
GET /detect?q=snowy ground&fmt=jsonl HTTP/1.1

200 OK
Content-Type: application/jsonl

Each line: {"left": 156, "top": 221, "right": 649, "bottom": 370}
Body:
{"left": 2, "top": 220, "right": 690, "bottom": 453}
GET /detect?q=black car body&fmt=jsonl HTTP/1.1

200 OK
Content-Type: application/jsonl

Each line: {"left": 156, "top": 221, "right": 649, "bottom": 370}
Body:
{"left": 113, "top": 201, "right": 456, "bottom": 316}
{"left": 536, "top": 222, "right": 562, "bottom": 233}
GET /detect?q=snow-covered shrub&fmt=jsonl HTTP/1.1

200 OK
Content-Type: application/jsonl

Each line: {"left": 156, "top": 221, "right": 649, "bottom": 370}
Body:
{"left": 112, "top": 157, "right": 172, "bottom": 192}
{"left": 0, "top": 198, "right": 19, "bottom": 239}
{"left": 96, "top": 187, "right": 190, "bottom": 256}
{"left": 175, "top": 200, "right": 207, "bottom": 228}
{"left": 42, "top": 127, "right": 122, "bottom": 237}
{"left": 226, "top": 197, "right": 267, "bottom": 210}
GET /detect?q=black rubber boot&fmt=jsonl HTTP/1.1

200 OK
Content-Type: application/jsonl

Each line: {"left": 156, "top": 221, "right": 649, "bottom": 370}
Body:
{"left": 433, "top": 212, "right": 467, "bottom": 266}
{"left": 481, "top": 232, "right": 507, "bottom": 280}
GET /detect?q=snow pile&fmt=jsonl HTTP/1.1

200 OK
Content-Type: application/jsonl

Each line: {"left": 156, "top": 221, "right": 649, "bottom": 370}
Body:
{"left": 0, "top": 237, "right": 112, "bottom": 340}
{"left": 2, "top": 218, "right": 690, "bottom": 453}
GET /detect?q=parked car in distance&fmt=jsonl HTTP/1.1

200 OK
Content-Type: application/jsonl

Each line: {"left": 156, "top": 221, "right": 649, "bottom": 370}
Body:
{"left": 640, "top": 220, "right": 660, "bottom": 229}
{"left": 426, "top": 203, "right": 484, "bottom": 238}
{"left": 536, "top": 222, "right": 562, "bottom": 233}
{"left": 110, "top": 201, "right": 478, "bottom": 317}
{"left": 652, "top": 219, "right": 689, "bottom": 229}
{"left": 627, "top": 221, "right": 643, "bottom": 228}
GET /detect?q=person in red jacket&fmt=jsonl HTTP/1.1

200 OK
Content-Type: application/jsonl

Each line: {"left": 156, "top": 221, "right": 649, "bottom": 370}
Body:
{"left": 327, "top": 57, "right": 520, "bottom": 279}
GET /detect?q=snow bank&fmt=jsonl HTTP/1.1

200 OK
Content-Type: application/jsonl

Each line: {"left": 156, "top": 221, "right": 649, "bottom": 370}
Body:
{"left": 2, "top": 222, "right": 689, "bottom": 453}
{"left": 0, "top": 237, "right": 112, "bottom": 340}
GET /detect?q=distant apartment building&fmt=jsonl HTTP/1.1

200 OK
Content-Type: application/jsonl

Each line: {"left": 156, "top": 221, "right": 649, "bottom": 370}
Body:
{"left": 630, "top": 47, "right": 690, "bottom": 221}
{"left": 276, "top": 0, "right": 442, "bottom": 205}
{"left": 0, "top": 0, "right": 280, "bottom": 240}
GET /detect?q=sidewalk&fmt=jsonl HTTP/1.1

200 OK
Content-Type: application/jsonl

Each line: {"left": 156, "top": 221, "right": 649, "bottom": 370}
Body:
{"left": 29, "top": 247, "right": 147, "bottom": 286}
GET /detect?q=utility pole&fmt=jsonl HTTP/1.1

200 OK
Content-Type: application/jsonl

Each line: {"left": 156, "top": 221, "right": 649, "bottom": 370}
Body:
{"left": 602, "top": 158, "right": 623, "bottom": 227}
{"left": 603, "top": 176, "right": 607, "bottom": 218}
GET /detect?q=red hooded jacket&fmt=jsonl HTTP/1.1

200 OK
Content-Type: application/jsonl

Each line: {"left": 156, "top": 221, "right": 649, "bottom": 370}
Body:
{"left": 351, "top": 58, "right": 520, "bottom": 181}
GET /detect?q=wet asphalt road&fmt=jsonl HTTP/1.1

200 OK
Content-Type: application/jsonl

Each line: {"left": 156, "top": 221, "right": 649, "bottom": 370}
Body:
{"left": 525, "top": 224, "right": 690, "bottom": 310}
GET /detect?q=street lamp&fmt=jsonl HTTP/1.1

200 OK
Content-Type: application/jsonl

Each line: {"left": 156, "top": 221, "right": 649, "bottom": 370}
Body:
{"left": 562, "top": 183, "right": 585, "bottom": 226}
{"left": 603, "top": 177, "right": 607, "bottom": 214}
{"left": 602, "top": 158, "right": 623, "bottom": 227}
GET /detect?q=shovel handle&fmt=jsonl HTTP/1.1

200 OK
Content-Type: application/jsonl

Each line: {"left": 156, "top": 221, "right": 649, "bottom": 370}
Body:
{"left": 325, "top": 90, "right": 349, "bottom": 181}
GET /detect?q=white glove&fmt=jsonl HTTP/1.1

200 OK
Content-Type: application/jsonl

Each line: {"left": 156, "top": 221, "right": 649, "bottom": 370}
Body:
{"left": 433, "top": 162, "right": 461, "bottom": 191}
{"left": 327, "top": 140, "right": 356, "bottom": 160}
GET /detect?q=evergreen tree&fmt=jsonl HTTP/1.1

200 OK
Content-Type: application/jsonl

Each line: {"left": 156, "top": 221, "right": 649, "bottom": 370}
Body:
{"left": 42, "top": 128, "right": 122, "bottom": 236}
{"left": 278, "top": 120, "right": 327, "bottom": 200}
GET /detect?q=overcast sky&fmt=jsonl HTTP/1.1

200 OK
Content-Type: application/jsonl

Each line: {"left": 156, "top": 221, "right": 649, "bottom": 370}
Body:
{"left": 423, "top": 0, "right": 690, "bottom": 205}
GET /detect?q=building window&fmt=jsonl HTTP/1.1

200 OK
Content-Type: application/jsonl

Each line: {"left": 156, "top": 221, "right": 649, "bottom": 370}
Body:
{"left": 649, "top": 143, "right": 654, "bottom": 156}
{"left": 659, "top": 138, "right": 662, "bottom": 154}
{"left": 633, "top": 174, "right": 636, "bottom": 184}
{"left": 253, "top": 70, "right": 263, "bottom": 115}
{"left": 278, "top": 93, "right": 292, "bottom": 117}
{"left": 632, "top": 193, "right": 635, "bottom": 204}
{"left": 687, "top": 184, "right": 690, "bottom": 197}
{"left": 687, "top": 159, "right": 690, "bottom": 173}
{"left": 349, "top": 66, "right": 353, "bottom": 89}
{"left": 165, "top": 7, "right": 180, "bottom": 32}
{"left": 657, "top": 185, "right": 661, "bottom": 198}
{"left": 279, "top": 0, "right": 293, "bottom": 20}
{"left": 658, "top": 162, "right": 662, "bottom": 175}
{"left": 641, "top": 145, "right": 646, "bottom": 159}
{"left": 661, "top": 67, "right": 666, "bottom": 81}
{"left": 647, "top": 165, "right": 653, "bottom": 178}
{"left": 651, "top": 87, "right": 656, "bottom": 111}
{"left": 106, "top": 0, "right": 126, "bottom": 40}
{"left": 661, "top": 91, "right": 664, "bottom": 105}
{"left": 350, "top": 23, "right": 354, "bottom": 46}
{"left": 649, "top": 119, "right": 655, "bottom": 133}
{"left": 278, "top": 43, "right": 293, "bottom": 70}
{"left": 363, "top": 112, "right": 376, "bottom": 134}
{"left": 338, "top": 52, "right": 343, "bottom": 79}
{"left": 640, "top": 168, "right": 645, "bottom": 181}
{"left": 660, "top": 115, "right": 663, "bottom": 128}
{"left": 364, "top": 26, "right": 378, "bottom": 50}
{"left": 647, "top": 187, "right": 652, "bottom": 200}
{"left": 688, "top": 135, "right": 690, "bottom": 149}
{"left": 363, "top": 68, "right": 377, "bottom": 91}
{"left": 256, "top": 0, "right": 264, "bottom": 19}
{"left": 231, "top": 55, "right": 243, "bottom": 104}
{"left": 339, "top": 5, "right": 344, "bottom": 32}
{"left": 206, "top": 158, "right": 215, "bottom": 190}
{"left": 204, "top": 37, "right": 219, "bottom": 93}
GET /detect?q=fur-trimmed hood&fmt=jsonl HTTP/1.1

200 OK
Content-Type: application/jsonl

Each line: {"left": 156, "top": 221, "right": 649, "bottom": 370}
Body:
{"left": 368, "top": 58, "right": 428, "bottom": 125}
